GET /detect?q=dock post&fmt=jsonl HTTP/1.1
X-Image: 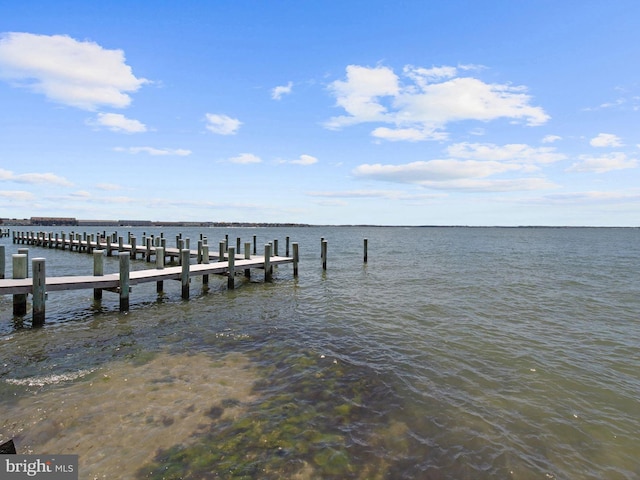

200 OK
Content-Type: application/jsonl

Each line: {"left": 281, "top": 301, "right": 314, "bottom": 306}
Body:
{"left": 202, "top": 244, "right": 209, "bottom": 286}
{"left": 130, "top": 236, "right": 137, "bottom": 259}
{"left": 18, "top": 248, "right": 29, "bottom": 276}
{"left": 197, "top": 240, "right": 203, "bottom": 264}
{"left": 264, "top": 244, "right": 272, "bottom": 282}
{"left": 293, "top": 242, "right": 299, "bottom": 277}
{"left": 322, "top": 240, "right": 328, "bottom": 270}
{"left": 219, "top": 241, "right": 225, "bottom": 262}
{"left": 93, "top": 250, "right": 104, "bottom": 300}
{"left": 61, "top": 232, "right": 66, "bottom": 250}
{"left": 286, "top": 236, "right": 290, "bottom": 256}
{"left": 146, "top": 237, "right": 152, "bottom": 262}
{"left": 0, "top": 245, "right": 4, "bottom": 279}
{"left": 32, "top": 258, "right": 46, "bottom": 326}
{"left": 12, "top": 254, "right": 27, "bottom": 316}
{"left": 244, "top": 242, "right": 251, "bottom": 278}
{"left": 253, "top": 235, "right": 257, "bottom": 255}
{"left": 118, "top": 236, "right": 124, "bottom": 252}
{"left": 181, "top": 249, "right": 190, "bottom": 299}
{"left": 106, "top": 236, "right": 112, "bottom": 256}
{"left": 228, "top": 246, "right": 235, "bottom": 289}
{"left": 156, "top": 246, "right": 164, "bottom": 293}
{"left": 364, "top": 238, "right": 368, "bottom": 263}
{"left": 119, "top": 253, "right": 130, "bottom": 311}
{"left": 274, "top": 239, "right": 279, "bottom": 256}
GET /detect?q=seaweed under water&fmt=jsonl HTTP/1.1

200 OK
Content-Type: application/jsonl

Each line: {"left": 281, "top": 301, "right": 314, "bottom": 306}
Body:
{"left": 136, "top": 340, "right": 415, "bottom": 479}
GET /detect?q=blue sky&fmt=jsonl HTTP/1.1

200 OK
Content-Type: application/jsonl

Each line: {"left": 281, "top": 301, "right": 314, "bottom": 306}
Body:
{"left": 1, "top": 1, "right": 639, "bottom": 226}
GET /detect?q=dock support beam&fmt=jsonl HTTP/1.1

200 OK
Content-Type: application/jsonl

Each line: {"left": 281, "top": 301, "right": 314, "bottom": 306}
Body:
{"left": 202, "top": 245, "right": 209, "bottom": 286}
{"left": 119, "top": 253, "right": 130, "bottom": 311}
{"left": 12, "top": 254, "right": 27, "bottom": 316}
{"left": 32, "top": 258, "right": 46, "bottom": 326}
{"left": 244, "top": 242, "right": 251, "bottom": 278}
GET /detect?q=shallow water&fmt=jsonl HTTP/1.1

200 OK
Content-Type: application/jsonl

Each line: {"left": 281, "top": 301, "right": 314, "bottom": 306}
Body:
{"left": 1, "top": 227, "right": 639, "bottom": 479}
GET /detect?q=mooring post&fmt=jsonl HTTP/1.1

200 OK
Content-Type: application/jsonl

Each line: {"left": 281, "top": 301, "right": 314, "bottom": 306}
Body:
{"left": 106, "top": 236, "right": 112, "bottom": 256}
{"left": 293, "top": 242, "right": 299, "bottom": 277}
{"left": 244, "top": 242, "right": 251, "bottom": 278}
{"left": 236, "top": 237, "right": 241, "bottom": 254}
{"left": 177, "top": 239, "right": 184, "bottom": 265}
{"left": 227, "top": 246, "right": 235, "bottom": 289}
{"left": 32, "top": 258, "right": 46, "bottom": 326}
{"left": 119, "top": 252, "right": 130, "bottom": 311}
{"left": 130, "top": 236, "right": 137, "bottom": 259}
{"left": 253, "top": 235, "right": 257, "bottom": 255}
{"left": 0, "top": 245, "right": 4, "bottom": 279}
{"left": 225, "top": 234, "right": 229, "bottom": 252}
{"left": 274, "top": 239, "right": 279, "bottom": 256}
{"left": 12, "top": 254, "right": 27, "bottom": 316}
{"left": 219, "top": 241, "right": 225, "bottom": 262}
{"left": 156, "top": 246, "right": 164, "bottom": 292}
{"left": 322, "top": 240, "right": 328, "bottom": 270}
{"left": 181, "top": 248, "right": 190, "bottom": 299}
{"left": 364, "top": 238, "right": 368, "bottom": 263}
{"left": 17, "top": 248, "right": 28, "bottom": 276}
{"left": 93, "top": 250, "right": 104, "bottom": 300}
{"left": 264, "top": 244, "right": 272, "bottom": 282}
{"left": 286, "top": 236, "right": 290, "bottom": 257}
{"left": 197, "top": 240, "right": 203, "bottom": 264}
{"left": 118, "top": 236, "right": 124, "bottom": 252}
{"left": 202, "top": 244, "right": 209, "bottom": 286}
{"left": 146, "top": 237, "right": 152, "bottom": 262}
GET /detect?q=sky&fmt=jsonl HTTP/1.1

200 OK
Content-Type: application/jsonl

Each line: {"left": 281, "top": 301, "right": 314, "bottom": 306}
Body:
{"left": 1, "top": 1, "right": 639, "bottom": 226}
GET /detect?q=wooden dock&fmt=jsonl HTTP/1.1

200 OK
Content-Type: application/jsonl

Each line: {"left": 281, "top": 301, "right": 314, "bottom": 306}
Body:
{"left": 1, "top": 230, "right": 300, "bottom": 326}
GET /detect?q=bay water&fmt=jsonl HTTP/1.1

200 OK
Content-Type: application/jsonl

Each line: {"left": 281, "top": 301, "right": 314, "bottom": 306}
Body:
{"left": 0, "top": 226, "right": 638, "bottom": 479}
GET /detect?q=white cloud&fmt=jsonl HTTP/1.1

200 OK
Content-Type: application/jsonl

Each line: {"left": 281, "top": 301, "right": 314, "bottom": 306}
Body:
{"left": 114, "top": 146, "right": 191, "bottom": 156}
{"left": 90, "top": 113, "right": 147, "bottom": 133}
{"left": 590, "top": 133, "right": 623, "bottom": 147}
{"left": 447, "top": 142, "right": 566, "bottom": 165}
{"left": 0, "top": 32, "right": 148, "bottom": 110}
{"left": 0, "top": 168, "right": 73, "bottom": 186}
{"left": 205, "top": 113, "right": 242, "bottom": 135}
{"left": 96, "top": 183, "right": 123, "bottom": 191}
{"left": 290, "top": 154, "right": 318, "bottom": 165}
{"left": 229, "top": 153, "right": 261, "bottom": 164}
{"left": 0, "top": 190, "right": 36, "bottom": 201}
{"left": 567, "top": 152, "right": 638, "bottom": 173}
{"left": 542, "top": 135, "right": 562, "bottom": 143}
{"left": 325, "top": 64, "right": 549, "bottom": 140}
{"left": 271, "top": 81, "right": 293, "bottom": 100}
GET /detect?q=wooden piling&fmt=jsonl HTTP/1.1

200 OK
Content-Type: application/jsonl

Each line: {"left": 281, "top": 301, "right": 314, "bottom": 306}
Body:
{"left": 32, "top": 258, "right": 46, "bottom": 326}
{"left": 293, "top": 242, "right": 299, "bottom": 277}
{"left": 181, "top": 249, "right": 190, "bottom": 299}
{"left": 244, "top": 242, "right": 251, "bottom": 278}
{"left": 93, "top": 250, "right": 104, "bottom": 300}
{"left": 228, "top": 246, "right": 235, "bottom": 289}
{"left": 202, "top": 244, "right": 209, "bottom": 285}
{"left": 0, "top": 245, "right": 4, "bottom": 279}
{"left": 253, "top": 235, "right": 257, "bottom": 255}
{"left": 219, "top": 241, "right": 225, "bottom": 262}
{"left": 322, "top": 240, "right": 328, "bottom": 270}
{"left": 364, "top": 238, "right": 368, "bottom": 263}
{"left": 264, "top": 244, "right": 272, "bottom": 282}
{"left": 119, "top": 252, "right": 130, "bottom": 311}
{"left": 130, "top": 236, "right": 137, "bottom": 259}
{"left": 12, "top": 254, "right": 27, "bottom": 316}
{"left": 156, "top": 246, "right": 164, "bottom": 292}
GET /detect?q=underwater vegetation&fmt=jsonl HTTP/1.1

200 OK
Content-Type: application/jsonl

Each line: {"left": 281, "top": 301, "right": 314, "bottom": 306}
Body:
{"left": 137, "top": 341, "right": 413, "bottom": 479}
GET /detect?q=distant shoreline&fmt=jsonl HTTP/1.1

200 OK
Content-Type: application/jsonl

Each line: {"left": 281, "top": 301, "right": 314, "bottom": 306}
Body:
{"left": 1, "top": 217, "right": 637, "bottom": 229}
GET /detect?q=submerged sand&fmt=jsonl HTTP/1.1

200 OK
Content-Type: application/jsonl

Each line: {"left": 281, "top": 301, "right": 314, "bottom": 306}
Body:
{"left": 1, "top": 350, "right": 259, "bottom": 479}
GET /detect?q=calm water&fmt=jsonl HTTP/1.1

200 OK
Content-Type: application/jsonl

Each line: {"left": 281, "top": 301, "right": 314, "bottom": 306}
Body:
{"left": 0, "top": 227, "right": 639, "bottom": 479}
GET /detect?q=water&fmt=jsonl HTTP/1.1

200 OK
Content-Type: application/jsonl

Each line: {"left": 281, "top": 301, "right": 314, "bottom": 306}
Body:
{"left": 1, "top": 227, "right": 639, "bottom": 479}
